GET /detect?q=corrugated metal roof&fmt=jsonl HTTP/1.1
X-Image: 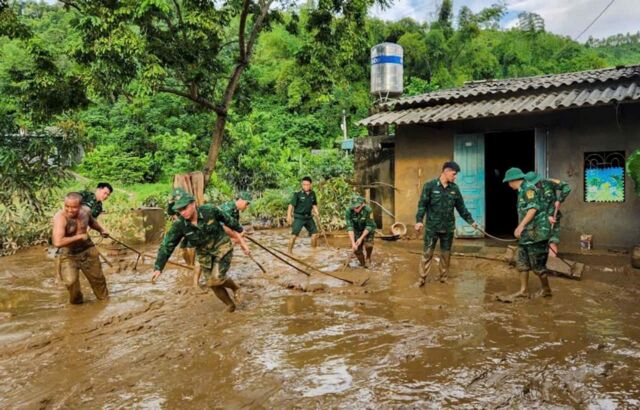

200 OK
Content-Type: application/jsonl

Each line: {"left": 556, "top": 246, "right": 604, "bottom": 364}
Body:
{"left": 358, "top": 65, "right": 640, "bottom": 126}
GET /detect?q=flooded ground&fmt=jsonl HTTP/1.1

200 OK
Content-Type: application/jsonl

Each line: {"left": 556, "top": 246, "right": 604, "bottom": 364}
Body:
{"left": 1, "top": 230, "right": 640, "bottom": 409}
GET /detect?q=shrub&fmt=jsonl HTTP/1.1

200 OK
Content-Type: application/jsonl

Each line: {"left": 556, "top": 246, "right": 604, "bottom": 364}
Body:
{"left": 80, "top": 144, "right": 155, "bottom": 184}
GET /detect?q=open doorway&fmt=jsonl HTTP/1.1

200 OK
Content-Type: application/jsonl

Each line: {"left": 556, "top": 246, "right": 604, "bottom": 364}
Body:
{"left": 484, "top": 130, "right": 535, "bottom": 237}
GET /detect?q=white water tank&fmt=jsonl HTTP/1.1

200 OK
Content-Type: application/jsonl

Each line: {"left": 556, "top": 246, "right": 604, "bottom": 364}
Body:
{"left": 370, "top": 43, "right": 403, "bottom": 98}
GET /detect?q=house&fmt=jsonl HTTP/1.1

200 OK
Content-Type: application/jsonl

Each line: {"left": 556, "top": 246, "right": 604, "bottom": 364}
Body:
{"left": 357, "top": 65, "right": 640, "bottom": 249}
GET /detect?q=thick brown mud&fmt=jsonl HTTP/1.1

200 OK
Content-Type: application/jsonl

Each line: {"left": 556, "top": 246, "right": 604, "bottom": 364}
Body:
{"left": 1, "top": 231, "right": 640, "bottom": 408}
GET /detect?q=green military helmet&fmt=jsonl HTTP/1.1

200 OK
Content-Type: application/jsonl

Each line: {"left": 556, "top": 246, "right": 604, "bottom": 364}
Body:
{"left": 350, "top": 195, "right": 366, "bottom": 209}
{"left": 171, "top": 188, "right": 195, "bottom": 211}
{"left": 237, "top": 191, "right": 252, "bottom": 203}
{"left": 524, "top": 171, "right": 542, "bottom": 184}
{"left": 502, "top": 167, "right": 526, "bottom": 183}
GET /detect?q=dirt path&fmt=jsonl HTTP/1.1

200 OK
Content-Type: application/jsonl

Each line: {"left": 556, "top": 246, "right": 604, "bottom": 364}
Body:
{"left": 1, "top": 231, "right": 639, "bottom": 408}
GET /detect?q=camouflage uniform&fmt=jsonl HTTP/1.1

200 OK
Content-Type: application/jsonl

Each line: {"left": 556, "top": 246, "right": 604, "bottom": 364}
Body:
{"left": 416, "top": 178, "right": 475, "bottom": 282}
{"left": 218, "top": 200, "right": 243, "bottom": 233}
{"left": 80, "top": 191, "right": 104, "bottom": 219}
{"left": 516, "top": 181, "right": 551, "bottom": 274}
{"left": 167, "top": 200, "right": 193, "bottom": 249}
{"left": 345, "top": 204, "right": 377, "bottom": 266}
{"left": 154, "top": 204, "right": 242, "bottom": 284}
{"left": 290, "top": 190, "right": 318, "bottom": 236}
{"left": 535, "top": 179, "right": 571, "bottom": 244}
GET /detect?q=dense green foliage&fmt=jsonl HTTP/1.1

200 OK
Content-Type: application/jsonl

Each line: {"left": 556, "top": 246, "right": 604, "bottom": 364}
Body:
{"left": 1, "top": 0, "right": 639, "bottom": 251}
{"left": 627, "top": 149, "right": 640, "bottom": 197}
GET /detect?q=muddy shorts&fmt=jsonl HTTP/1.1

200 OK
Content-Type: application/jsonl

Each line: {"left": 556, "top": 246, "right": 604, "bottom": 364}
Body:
{"left": 516, "top": 241, "right": 549, "bottom": 274}
{"left": 423, "top": 230, "right": 454, "bottom": 253}
{"left": 59, "top": 246, "right": 108, "bottom": 304}
{"left": 291, "top": 216, "right": 318, "bottom": 236}
{"left": 197, "top": 242, "right": 234, "bottom": 285}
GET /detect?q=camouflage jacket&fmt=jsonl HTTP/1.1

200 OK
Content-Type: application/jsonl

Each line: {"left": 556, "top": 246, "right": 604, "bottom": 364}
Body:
{"left": 80, "top": 191, "right": 103, "bottom": 219}
{"left": 218, "top": 200, "right": 243, "bottom": 233}
{"left": 345, "top": 205, "right": 377, "bottom": 235}
{"left": 535, "top": 178, "right": 571, "bottom": 218}
{"left": 416, "top": 179, "right": 474, "bottom": 233}
{"left": 154, "top": 204, "right": 242, "bottom": 271}
{"left": 517, "top": 181, "right": 551, "bottom": 245}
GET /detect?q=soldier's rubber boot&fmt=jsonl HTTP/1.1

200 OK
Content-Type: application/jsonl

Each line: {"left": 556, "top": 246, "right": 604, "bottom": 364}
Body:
{"left": 288, "top": 236, "right": 296, "bottom": 254}
{"left": 417, "top": 249, "right": 434, "bottom": 287}
{"left": 365, "top": 245, "right": 373, "bottom": 268}
{"left": 355, "top": 248, "right": 366, "bottom": 267}
{"left": 439, "top": 252, "right": 451, "bottom": 283}
{"left": 311, "top": 234, "right": 318, "bottom": 248}
{"left": 211, "top": 286, "right": 236, "bottom": 312}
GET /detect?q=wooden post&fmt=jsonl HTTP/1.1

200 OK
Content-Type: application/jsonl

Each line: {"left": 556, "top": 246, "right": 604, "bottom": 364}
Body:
{"left": 173, "top": 171, "right": 205, "bottom": 205}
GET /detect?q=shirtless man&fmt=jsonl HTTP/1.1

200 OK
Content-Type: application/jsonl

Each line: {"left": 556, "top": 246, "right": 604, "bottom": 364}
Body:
{"left": 52, "top": 192, "right": 110, "bottom": 304}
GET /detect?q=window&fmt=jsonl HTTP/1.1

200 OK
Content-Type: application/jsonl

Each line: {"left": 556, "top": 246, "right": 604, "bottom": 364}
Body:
{"left": 584, "top": 151, "right": 625, "bottom": 203}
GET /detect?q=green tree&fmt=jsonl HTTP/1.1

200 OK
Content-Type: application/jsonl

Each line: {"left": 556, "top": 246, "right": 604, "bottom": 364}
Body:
{"left": 60, "top": 0, "right": 386, "bottom": 185}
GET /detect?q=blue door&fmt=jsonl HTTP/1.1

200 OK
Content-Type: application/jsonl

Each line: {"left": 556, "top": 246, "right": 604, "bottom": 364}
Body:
{"left": 453, "top": 134, "right": 485, "bottom": 238}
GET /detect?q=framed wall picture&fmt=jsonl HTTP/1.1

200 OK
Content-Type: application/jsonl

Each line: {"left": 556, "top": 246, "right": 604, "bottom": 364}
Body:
{"left": 584, "top": 151, "right": 625, "bottom": 203}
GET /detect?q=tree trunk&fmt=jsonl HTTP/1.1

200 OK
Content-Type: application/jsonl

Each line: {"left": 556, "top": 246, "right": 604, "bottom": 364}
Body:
{"left": 202, "top": 61, "right": 248, "bottom": 185}
{"left": 203, "top": 112, "right": 228, "bottom": 184}
{"left": 201, "top": 0, "right": 272, "bottom": 186}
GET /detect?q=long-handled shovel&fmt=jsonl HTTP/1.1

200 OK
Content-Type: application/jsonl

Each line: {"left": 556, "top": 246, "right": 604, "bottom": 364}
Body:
{"left": 269, "top": 245, "right": 367, "bottom": 285}
{"left": 245, "top": 236, "right": 312, "bottom": 276}
{"left": 108, "top": 235, "right": 194, "bottom": 271}
{"left": 246, "top": 236, "right": 367, "bottom": 286}
{"left": 548, "top": 246, "right": 585, "bottom": 278}
{"left": 314, "top": 215, "right": 331, "bottom": 248}
{"left": 248, "top": 255, "right": 267, "bottom": 274}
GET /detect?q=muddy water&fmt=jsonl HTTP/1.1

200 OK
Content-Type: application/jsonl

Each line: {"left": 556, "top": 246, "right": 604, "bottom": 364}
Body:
{"left": 1, "top": 231, "right": 640, "bottom": 408}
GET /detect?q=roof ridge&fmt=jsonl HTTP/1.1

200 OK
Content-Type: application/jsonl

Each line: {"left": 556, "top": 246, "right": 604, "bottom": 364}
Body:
{"left": 382, "top": 64, "right": 640, "bottom": 109}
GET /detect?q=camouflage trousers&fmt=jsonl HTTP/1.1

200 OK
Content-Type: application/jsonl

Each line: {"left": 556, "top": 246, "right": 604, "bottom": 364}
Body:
{"left": 57, "top": 246, "right": 108, "bottom": 304}
{"left": 354, "top": 230, "right": 374, "bottom": 266}
{"left": 423, "top": 230, "right": 454, "bottom": 253}
{"left": 516, "top": 241, "right": 549, "bottom": 275}
{"left": 197, "top": 241, "right": 234, "bottom": 286}
{"left": 419, "top": 230, "right": 453, "bottom": 282}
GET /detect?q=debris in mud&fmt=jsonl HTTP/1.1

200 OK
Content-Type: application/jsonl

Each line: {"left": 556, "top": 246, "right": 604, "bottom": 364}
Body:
{"left": 599, "top": 362, "right": 614, "bottom": 377}
{"left": 283, "top": 281, "right": 328, "bottom": 293}
{"left": 495, "top": 294, "right": 529, "bottom": 303}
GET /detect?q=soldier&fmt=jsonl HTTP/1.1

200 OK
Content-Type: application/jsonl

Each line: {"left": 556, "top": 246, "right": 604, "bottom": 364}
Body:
{"left": 80, "top": 182, "right": 113, "bottom": 219}
{"left": 524, "top": 172, "right": 571, "bottom": 257}
{"left": 167, "top": 191, "right": 197, "bottom": 266}
{"left": 151, "top": 189, "right": 251, "bottom": 312}
{"left": 52, "top": 192, "right": 110, "bottom": 304}
{"left": 502, "top": 167, "right": 552, "bottom": 299}
{"left": 345, "top": 195, "right": 377, "bottom": 267}
{"left": 415, "top": 161, "right": 478, "bottom": 286}
{"left": 286, "top": 176, "right": 319, "bottom": 254}
{"left": 190, "top": 192, "right": 252, "bottom": 289}
{"left": 218, "top": 192, "right": 252, "bottom": 235}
